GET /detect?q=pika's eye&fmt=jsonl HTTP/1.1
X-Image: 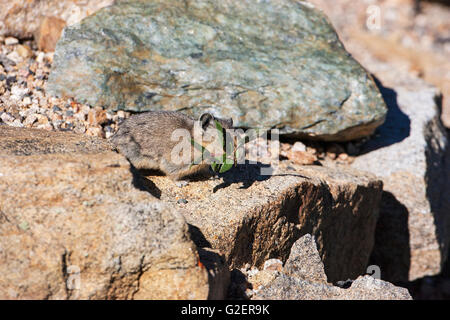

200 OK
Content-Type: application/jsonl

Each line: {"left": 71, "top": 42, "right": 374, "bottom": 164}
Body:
{"left": 199, "top": 113, "right": 213, "bottom": 130}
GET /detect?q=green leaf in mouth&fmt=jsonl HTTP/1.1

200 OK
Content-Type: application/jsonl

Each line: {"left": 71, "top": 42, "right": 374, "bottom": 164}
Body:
{"left": 190, "top": 121, "right": 243, "bottom": 174}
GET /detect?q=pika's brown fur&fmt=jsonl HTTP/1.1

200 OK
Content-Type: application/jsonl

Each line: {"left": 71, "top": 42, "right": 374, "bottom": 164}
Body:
{"left": 110, "top": 111, "right": 233, "bottom": 180}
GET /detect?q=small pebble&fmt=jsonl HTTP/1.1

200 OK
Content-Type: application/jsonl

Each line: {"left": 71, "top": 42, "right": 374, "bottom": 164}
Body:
{"left": 11, "top": 119, "right": 24, "bottom": 127}
{"left": 175, "top": 180, "right": 189, "bottom": 188}
{"left": 177, "top": 198, "right": 188, "bottom": 204}
{"left": 338, "top": 153, "right": 349, "bottom": 161}
{"left": 22, "top": 96, "right": 32, "bottom": 106}
{"left": 244, "top": 288, "right": 254, "bottom": 298}
{"left": 247, "top": 267, "right": 260, "bottom": 277}
{"left": 23, "top": 114, "right": 37, "bottom": 127}
{"left": 36, "top": 52, "right": 45, "bottom": 64}
{"left": 6, "top": 51, "right": 22, "bottom": 64}
{"left": 263, "top": 258, "right": 283, "bottom": 272}
{"left": 104, "top": 126, "right": 115, "bottom": 139}
{"left": 74, "top": 123, "right": 86, "bottom": 134}
{"left": 11, "top": 85, "right": 29, "bottom": 98}
{"left": 0, "top": 113, "right": 14, "bottom": 123}
{"left": 36, "top": 123, "right": 52, "bottom": 130}
{"left": 86, "top": 126, "right": 104, "bottom": 138}
{"left": 15, "top": 45, "right": 32, "bottom": 59}
{"left": 6, "top": 76, "right": 16, "bottom": 86}
{"left": 52, "top": 105, "right": 62, "bottom": 113}
{"left": 291, "top": 141, "right": 306, "bottom": 152}
{"left": 4, "top": 37, "right": 19, "bottom": 46}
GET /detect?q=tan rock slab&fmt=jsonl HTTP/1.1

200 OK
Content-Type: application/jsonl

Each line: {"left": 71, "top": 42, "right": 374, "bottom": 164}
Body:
{"left": 144, "top": 162, "right": 383, "bottom": 283}
{"left": 0, "top": 126, "right": 210, "bottom": 299}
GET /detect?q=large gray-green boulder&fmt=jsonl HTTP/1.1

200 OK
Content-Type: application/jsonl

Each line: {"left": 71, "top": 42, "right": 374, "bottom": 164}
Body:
{"left": 47, "top": 0, "right": 387, "bottom": 141}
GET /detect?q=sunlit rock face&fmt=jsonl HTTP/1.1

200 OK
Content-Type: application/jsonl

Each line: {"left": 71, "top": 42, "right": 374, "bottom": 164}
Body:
{"left": 47, "top": 0, "right": 387, "bottom": 141}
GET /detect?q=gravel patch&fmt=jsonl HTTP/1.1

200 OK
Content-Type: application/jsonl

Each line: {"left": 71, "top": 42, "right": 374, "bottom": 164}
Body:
{"left": 0, "top": 37, "right": 130, "bottom": 138}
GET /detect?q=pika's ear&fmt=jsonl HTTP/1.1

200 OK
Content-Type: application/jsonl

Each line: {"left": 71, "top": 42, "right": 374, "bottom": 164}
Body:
{"left": 199, "top": 113, "right": 213, "bottom": 130}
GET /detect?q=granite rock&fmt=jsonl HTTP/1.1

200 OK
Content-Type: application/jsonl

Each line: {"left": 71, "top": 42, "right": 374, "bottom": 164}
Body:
{"left": 0, "top": 126, "right": 213, "bottom": 299}
{"left": 253, "top": 234, "right": 412, "bottom": 300}
{"left": 284, "top": 234, "right": 328, "bottom": 284}
{"left": 352, "top": 75, "right": 450, "bottom": 283}
{"left": 145, "top": 162, "right": 383, "bottom": 283}
{"left": 253, "top": 273, "right": 412, "bottom": 300}
{"left": 47, "top": 0, "right": 387, "bottom": 141}
{"left": 300, "top": 0, "right": 450, "bottom": 286}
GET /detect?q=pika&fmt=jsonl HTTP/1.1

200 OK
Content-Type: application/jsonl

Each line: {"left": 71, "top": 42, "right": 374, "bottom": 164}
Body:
{"left": 110, "top": 111, "right": 233, "bottom": 181}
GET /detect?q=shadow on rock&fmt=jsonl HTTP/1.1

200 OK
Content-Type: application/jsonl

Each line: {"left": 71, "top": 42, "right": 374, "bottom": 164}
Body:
{"left": 188, "top": 224, "right": 212, "bottom": 248}
{"left": 424, "top": 98, "right": 450, "bottom": 271}
{"left": 213, "top": 161, "right": 273, "bottom": 193}
{"left": 214, "top": 161, "right": 309, "bottom": 193}
{"left": 359, "top": 76, "right": 411, "bottom": 154}
{"left": 227, "top": 269, "right": 251, "bottom": 300}
{"left": 130, "top": 165, "right": 162, "bottom": 199}
{"left": 369, "top": 191, "right": 411, "bottom": 282}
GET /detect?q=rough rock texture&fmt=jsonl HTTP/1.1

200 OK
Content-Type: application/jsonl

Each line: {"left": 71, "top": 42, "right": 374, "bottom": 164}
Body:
{"left": 302, "top": 0, "right": 450, "bottom": 283}
{"left": 254, "top": 273, "right": 412, "bottom": 300}
{"left": 0, "top": 0, "right": 113, "bottom": 39}
{"left": 352, "top": 75, "right": 450, "bottom": 283}
{"left": 284, "top": 234, "right": 327, "bottom": 283}
{"left": 144, "top": 162, "right": 383, "bottom": 283}
{"left": 47, "top": 0, "right": 387, "bottom": 141}
{"left": 253, "top": 234, "right": 412, "bottom": 300}
{"left": 0, "top": 126, "right": 213, "bottom": 299}
{"left": 299, "top": 0, "right": 450, "bottom": 289}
